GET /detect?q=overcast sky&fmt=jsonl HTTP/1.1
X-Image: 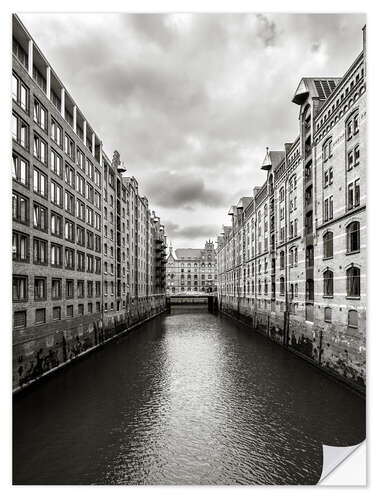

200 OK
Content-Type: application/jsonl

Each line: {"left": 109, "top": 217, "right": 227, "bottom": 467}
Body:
{"left": 20, "top": 13, "right": 365, "bottom": 249}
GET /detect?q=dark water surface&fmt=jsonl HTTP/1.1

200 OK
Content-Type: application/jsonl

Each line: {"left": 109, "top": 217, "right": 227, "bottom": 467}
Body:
{"left": 13, "top": 308, "right": 365, "bottom": 485}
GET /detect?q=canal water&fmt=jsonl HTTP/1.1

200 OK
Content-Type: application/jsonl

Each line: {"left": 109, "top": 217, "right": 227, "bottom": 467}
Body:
{"left": 13, "top": 308, "right": 365, "bottom": 485}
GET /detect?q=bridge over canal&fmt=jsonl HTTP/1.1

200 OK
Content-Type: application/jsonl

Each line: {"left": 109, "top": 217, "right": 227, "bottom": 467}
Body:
{"left": 166, "top": 294, "right": 219, "bottom": 313}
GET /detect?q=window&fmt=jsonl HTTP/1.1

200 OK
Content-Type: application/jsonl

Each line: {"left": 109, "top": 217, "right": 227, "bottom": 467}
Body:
{"left": 33, "top": 202, "right": 48, "bottom": 231}
{"left": 33, "top": 168, "right": 47, "bottom": 198}
{"left": 64, "top": 219, "right": 75, "bottom": 242}
{"left": 94, "top": 168, "right": 101, "bottom": 188}
{"left": 280, "top": 251, "right": 285, "bottom": 270}
{"left": 51, "top": 278, "right": 62, "bottom": 299}
{"left": 77, "top": 148, "right": 85, "bottom": 171}
{"left": 12, "top": 231, "right": 29, "bottom": 262}
{"left": 347, "top": 221, "right": 360, "bottom": 253}
{"left": 50, "top": 180, "right": 62, "bottom": 206}
{"left": 324, "top": 307, "right": 332, "bottom": 323}
{"left": 65, "top": 247, "right": 75, "bottom": 270}
{"left": 12, "top": 192, "right": 29, "bottom": 224}
{"left": 87, "top": 254, "right": 94, "bottom": 273}
{"left": 76, "top": 225, "right": 85, "bottom": 246}
{"left": 86, "top": 183, "right": 94, "bottom": 204}
{"left": 354, "top": 145, "right": 360, "bottom": 167}
{"left": 77, "top": 251, "right": 85, "bottom": 271}
{"left": 12, "top": 113, "right": 29, "bottom": 149}
{"left": 348, "top": 180, "right": 360, "bottom": 210}
{"left": 33, "top": 238, "right": 48, "bottom": 265}
{"left": 33, "top": 99, "right": 47, "bottom": 131}
{"left": 86, "top": 207, "right": 93, "bottom": 226}
{"left": 324, "top": 197, "right": 333, "bottom": 222}
{"left": 35, "top": 308, "right": 46, "bottom": 324}
{"left": 65, "top": 163, "right": 75, "bottom": 188}
{"left": 50, "top": 149, "right": 62, "bottom": 177}
{"left": 65, "top": 134, "right": 75, "bottom": 160}
{"left": 76, "top": 199, "right": 85, "bottom": 221}
{"left": 95, "top": 281, "right": 101, "bottom": 297}
{"left": 280, "top": 276, "right": 285, "bottom": 295}
{"left": 53, "top": 306, "right": 61, "bottom": 321}
{"left": 306, "top": 245, "right": 314, "bottom": 267}
{"left": 323, "top": 269, "right": 334, "bottom": 297}
{"left": 305, "top": 211, "right": 313, "bottom": 234}
{"left": 66, "top": 279, "right": 74, "bottom": 299}
{"left": 51, "top": 212, "right": 63, "bottom": 237}
{"left": 95, "top": 257, "right": 101, "bottom": 274}
{"left": 12, "top": 72, "right": 29, "bottom": 111}
{"left": 65, "top": 191, "right": 75, "bottom": 215}
{"left": 346, "top": 112, "right": 359, "bottom": 141}
{"left": 323, "top": 231, "right": 333, "bottom": 259}
{"left": 305, "top": 280, "right": 314, "bottom": 302}
{"left": 66, "top": 305, "right": 74, "bottom": 317}
{"left": 77, "top": 280, "right": 84, "bottom": 298}
{"left": 348, "top": 309, "right": 359, "bottom": 328}
{"left": 12, "top": 153, "right": 29, "bottom": 186}
{"left": 51, "top": 243, "right": 62, "bottom": 267}
{"left": 34, "top": 277, "right": 46, "bottom": 300}
{"left": 33, "top": 133, "right": 47, "bottom": 164}
{"left": 14, "top": 310, "right": 26, "bottom": 328}
{"left": 76, "top": 173, "right": 85, "bottom": 196}
{"left": 87, "top": 281, "right": 93, "bottom": 298}
{"left": 346, "top": 266, "right": 360, "bottom": 298}
{"left": 323, "top": 138, "right": 332, "bottom": 161}
{"left": 13, "top": 276, "right": 28, "bottom": 301}
{"left": 51, "top": 117, "right": 62, "bottom": 146}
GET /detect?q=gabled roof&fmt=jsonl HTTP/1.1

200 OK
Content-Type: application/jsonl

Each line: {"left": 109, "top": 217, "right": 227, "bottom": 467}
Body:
{"left": 175, "top": 248, "right": 203, "bottom": 259}
{"left": 261, "top": 148, "right": 284, "bottom": 170}
{"left": 237, "top": 197, "right": 252, "bottom": 210}
{"left": 292, "top": 77, "right": 341, "bottom": 105}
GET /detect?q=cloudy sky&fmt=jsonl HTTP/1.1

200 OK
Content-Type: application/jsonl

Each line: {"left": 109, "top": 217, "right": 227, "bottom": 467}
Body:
{"left": 20, "top": 13, "right": 365, "bottom": 248}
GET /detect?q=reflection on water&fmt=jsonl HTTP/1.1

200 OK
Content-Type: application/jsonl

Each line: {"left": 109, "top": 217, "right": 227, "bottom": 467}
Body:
{"left": 13, "top": 308, "right": 365, "bottom": 485}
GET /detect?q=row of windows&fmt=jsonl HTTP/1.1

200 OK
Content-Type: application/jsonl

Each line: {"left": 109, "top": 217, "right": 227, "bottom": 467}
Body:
{"left": 13, "top": 276, "right": 101, "bottom": 302}
{"left": 14, "top": 301, "right": 101, "bottom": 328}
{"left": 12, "top": 193, "right": 102, "bottom": 249}
{"left": 12, "top": 231, "right": 101, "bottom": 272}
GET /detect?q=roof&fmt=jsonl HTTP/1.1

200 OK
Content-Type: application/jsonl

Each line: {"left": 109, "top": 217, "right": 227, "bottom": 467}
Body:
{"left": 261, "top": 149, "right": 284, "bottom": 170}
{"left": 292, "top": 77, "right": 341, "bottom": 105}
{"left": 175, "top": 249, "right": 203, "bottom": 259}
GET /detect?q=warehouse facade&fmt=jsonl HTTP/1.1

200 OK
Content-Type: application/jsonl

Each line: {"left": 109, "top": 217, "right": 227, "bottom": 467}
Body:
{"left": 12, "top": 15, "right": 167, "bottom": 391}
{"left": 216, "top": 28, "right": 366, "bottom": 390}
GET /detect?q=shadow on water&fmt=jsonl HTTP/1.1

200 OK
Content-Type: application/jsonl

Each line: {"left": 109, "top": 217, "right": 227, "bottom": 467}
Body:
{"left": 13, "top": 309, "right": 365, "bottom": 485}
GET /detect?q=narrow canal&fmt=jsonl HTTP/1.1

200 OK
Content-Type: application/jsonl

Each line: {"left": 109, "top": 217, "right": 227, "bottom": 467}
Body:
{"left": 13, "top": 308, "right": 365, "bottom": 485}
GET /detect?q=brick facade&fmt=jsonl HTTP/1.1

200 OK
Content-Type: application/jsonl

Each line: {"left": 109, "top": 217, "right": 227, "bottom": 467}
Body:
{"left": 216, "top": 28, "right": 366, "bottom": 391}
{"left": 12, "top": 15, "right": 167, "bottom": 391}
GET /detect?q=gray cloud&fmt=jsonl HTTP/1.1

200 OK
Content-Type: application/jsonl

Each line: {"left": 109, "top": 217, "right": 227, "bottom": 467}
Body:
{"left": 20, "top": 13, "right": 366, "bottom": 248}
{"left": 143, "top": 171, "right": 228, "bottom": 209}
{"left": 165, "top": 222, "right": 220, "bottom": 241}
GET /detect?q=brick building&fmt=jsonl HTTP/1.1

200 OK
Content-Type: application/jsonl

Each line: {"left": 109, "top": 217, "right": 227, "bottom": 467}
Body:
{"left": 166, "top": 240, "right": 217, "bottom": 294}
{"left": 216, "top": 27, "right": 366, "bottom": 390}
{"left": 12, "top": 14, "right": 167, "bottom": 391}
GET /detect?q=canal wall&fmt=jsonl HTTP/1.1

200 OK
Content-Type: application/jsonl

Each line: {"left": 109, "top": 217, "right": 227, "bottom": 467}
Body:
{"left": 220, "top": 297, "right": 366, "bottom": 394}
{"left": 12, "top": 295, "right": 167, "bottom": 393}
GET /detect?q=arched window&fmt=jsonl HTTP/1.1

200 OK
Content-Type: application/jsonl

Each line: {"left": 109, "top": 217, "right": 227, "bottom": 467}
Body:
{"left": 323, "top": 269, "right": 334, "bottom": 297}
{"left": 324, "top": 307, "right": 332, "bottom": 323}
{"left": 348, "top": 309, "right": 359, "bottom": 328}
{"left": 280, "top": 251, "right": 285, "bottom": 270}
{"left": 346, "top": 266, "right": 360, "bottom": 297}
{"left": 280, "top": 276, "right": 285, "bottom": 295}
{"left": 346, "top": 221, "right": 360, "bottom": 253}
{"left": 323, "top": 231, "right": 333, "bottom": 258}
